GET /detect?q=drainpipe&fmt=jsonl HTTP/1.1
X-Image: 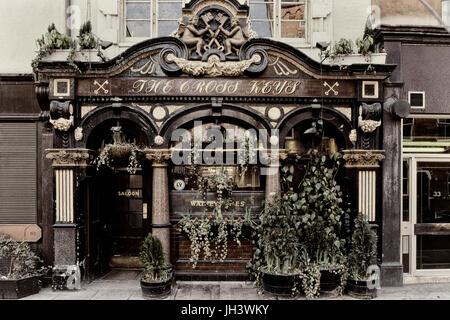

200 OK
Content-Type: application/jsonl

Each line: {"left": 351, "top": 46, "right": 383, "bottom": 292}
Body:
{"left": 65, "top": 0, "right": 71, "bottom": 37}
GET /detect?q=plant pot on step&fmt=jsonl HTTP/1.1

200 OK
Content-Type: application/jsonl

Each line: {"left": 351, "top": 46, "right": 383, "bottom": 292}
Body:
{"left": 319, "top": 270, "right": 341, "bottom": 295}
{"left": 346, "top": 279, "right": 377, "bottom": 299}
{"left": 261, "top": 272, "right": 298, "bottom": 296}
{"left": 0, "top": 276, "right": 41, "bottom": 299}
{"left": 140, "top": 271, "right": 173, "bottom": 298}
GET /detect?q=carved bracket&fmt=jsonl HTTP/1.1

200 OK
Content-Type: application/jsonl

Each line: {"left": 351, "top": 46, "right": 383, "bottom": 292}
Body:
{"left": 358, "top": 103, "right": 382, "bottom": 134}
{"left": 342, "top": 150, "right": 385, "bottom": 169}
{"left": 49, "top": 101, "right": 74, "bottom": 132}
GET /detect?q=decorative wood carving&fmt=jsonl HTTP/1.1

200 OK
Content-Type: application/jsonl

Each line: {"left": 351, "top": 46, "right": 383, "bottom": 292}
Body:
{"left": 342, "top": 150, "right": 385, "bottom": 169}
{"left": 46, "top": 149, "right": 94, "bottom": 167}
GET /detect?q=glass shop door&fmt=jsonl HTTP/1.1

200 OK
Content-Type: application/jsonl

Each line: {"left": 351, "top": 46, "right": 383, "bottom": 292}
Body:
{"left": 402, "top": 156, "right": 450, "bottom": 277}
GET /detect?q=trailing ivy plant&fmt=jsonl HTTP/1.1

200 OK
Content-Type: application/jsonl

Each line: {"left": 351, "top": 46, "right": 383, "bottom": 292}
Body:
{"left": 178, "top": 163, "right": 251, "bottom": 269}
{"left": 295, "top": 149, "right": 349, "bottom": 295}
{"left": 92, "top": 142, "right": 143, "bottom": 174}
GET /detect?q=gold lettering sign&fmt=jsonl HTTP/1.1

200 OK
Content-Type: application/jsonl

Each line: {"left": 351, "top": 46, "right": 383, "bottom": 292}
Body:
{"left": 190, "top": 200, "right": 245, "bottom": 207}
{"left": 117, "top": 189, "right": 142, "bottom": 198}
{"left": 128, "top": 79, "right": 303, "bottom": 96}
{"left": 79, "top": 77, "right": 356, "bottom": 98}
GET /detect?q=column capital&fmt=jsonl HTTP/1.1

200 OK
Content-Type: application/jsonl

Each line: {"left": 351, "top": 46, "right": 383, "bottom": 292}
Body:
{"left": 342, "top": 149, "right": 385, "bottom": 169}
{"left": 261, "top": 149, "right": 288, "bottom": 167}
{"left": 145, "top": 149, "right": 172, "bottom": 167}
{"left": 46, "top": 148, "right": 95, "bottom": 168}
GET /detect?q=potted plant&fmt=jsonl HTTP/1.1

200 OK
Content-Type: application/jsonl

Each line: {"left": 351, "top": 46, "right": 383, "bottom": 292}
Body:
{"left": 0, "top": 234, "right": 48, "bottom": 299}
{"left": 248, "top": 193, "right": 302, "bottom": 296}
{"left": 327, "top": 37, "right": 386, "bottom": 66}
{"left": 32, "top": 21, "right": 100, "bottom": 72}
{"left": 140, "top": 233, "right": 173, "bottom": 297}
{"left": 346, "top": 213, "right": 378, "bottom": 299}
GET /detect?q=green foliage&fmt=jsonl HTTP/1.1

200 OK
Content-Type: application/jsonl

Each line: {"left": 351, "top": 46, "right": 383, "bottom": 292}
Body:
{"left": 348, "top": 213, "right": 378, "bottom": 280}
{"left": 179, "top": 162, "right": 250, "bottom": 268}
{"left": 248, "top": 148, "right": 349, "bottom": 298}
{"left": 140, "top": 234, "right": 171, "bottom": 281}
{"left": 0, "top": 234, "right": 48, "bottom": 280}
{"left": 356, "top": 35, "right": 374, "bottom": 56}
{"left": 78, "top": 21, "right": 98, "bottom": 50}
{"left": 32, "top": 21, "right": 98, "bottom": 73}
{"left": 297, "top": 150, "right": 347, "bottom": 266}
{"left": 32, "top": 23, "right": 75, "bottom": 71}
{"left": 332, "top": 39, "right": 354, "bottom": 56}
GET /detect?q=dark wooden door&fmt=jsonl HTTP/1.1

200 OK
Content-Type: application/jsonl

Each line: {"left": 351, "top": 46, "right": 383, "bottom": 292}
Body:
{"left": 109, "top": 169, "right": 151, "bottom": 256}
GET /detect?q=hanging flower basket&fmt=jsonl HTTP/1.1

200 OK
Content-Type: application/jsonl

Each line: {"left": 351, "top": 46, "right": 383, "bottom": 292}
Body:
{"left": 109, "top": 144, "right": 132, "bottom": 158}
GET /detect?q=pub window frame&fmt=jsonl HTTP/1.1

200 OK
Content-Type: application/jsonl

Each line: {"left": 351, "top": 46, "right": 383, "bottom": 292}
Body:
{"left": 122, "top": 0, "right": 183, "bottom": 42}
{"left": 249, "top": 0, "right": 309, "bottom": 44}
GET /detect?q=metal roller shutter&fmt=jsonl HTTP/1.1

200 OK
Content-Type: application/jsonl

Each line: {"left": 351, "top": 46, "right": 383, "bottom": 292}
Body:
{"left": 0, "top": 122, "right": 37, "bottom": 223}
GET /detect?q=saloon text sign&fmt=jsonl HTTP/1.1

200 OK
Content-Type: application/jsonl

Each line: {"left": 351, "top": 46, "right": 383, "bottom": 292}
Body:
{"left": 78, "top": 78, "right": 356, "bottom": 98}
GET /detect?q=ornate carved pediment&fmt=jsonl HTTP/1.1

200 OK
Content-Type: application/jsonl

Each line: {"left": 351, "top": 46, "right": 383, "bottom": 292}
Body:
{"left": 342, "top": 150, "right": 385, "bottom": 169}
{"left": 165, "top": 52, "right": 261, "bottom": 77}
{"left": 171, "top": 4, "right": 256, "bottom": 60}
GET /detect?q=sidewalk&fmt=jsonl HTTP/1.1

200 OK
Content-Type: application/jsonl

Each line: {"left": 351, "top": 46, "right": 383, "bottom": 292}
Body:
{"left": 21, "top": 278, "right": 450, "bottom": 300}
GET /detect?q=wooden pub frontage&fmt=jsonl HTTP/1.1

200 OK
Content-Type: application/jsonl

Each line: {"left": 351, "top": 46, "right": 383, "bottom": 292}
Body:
{"left": 31, "top": 0, "right": 404, "bottom": 287}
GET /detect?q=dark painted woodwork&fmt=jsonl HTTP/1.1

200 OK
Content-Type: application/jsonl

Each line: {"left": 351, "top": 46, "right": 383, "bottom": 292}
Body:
{"left": 415, "top": 223, "right": 450, "bottom": 235}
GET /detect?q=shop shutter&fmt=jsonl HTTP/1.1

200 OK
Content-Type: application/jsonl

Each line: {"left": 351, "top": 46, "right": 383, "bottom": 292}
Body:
{"left": 0, "top": 122, "right": 37, "bottom": 223}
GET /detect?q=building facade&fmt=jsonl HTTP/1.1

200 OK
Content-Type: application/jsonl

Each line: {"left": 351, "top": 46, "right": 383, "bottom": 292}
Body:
{"left": 2, "top": 0, "right": 449, "bottom": 288}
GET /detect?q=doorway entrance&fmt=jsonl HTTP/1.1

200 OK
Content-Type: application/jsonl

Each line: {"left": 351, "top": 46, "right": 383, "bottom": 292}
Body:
{"left": 402, "top": 155, "right": 450, "bottom": 279}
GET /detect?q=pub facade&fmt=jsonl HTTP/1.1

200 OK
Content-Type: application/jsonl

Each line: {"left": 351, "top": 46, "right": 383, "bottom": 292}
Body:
{"left": 1, "top": 0, "right": 427, "bottom": 289}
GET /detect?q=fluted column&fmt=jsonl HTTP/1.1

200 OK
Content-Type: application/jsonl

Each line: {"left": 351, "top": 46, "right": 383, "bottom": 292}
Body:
{"left": 264, "top": 149, "right": 286, "bottom": 207}
{"left": 146, "top": 150, "right": 172, "bottom": 264}
{"left": 46, "top": 148, "right": 94, "bottom": 290}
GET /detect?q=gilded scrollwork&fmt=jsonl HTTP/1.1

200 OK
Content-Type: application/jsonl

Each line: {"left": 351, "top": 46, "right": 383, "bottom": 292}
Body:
{"left": 165, "top": 52, "right": 261, "bottom": 77}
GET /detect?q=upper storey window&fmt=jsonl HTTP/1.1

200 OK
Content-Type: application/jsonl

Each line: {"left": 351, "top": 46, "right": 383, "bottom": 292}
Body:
{"left": 249, "top": 0, "right": 307, "bottom": 40}
{"left": 124, "top": 0, "right": 182, "bottom": 40}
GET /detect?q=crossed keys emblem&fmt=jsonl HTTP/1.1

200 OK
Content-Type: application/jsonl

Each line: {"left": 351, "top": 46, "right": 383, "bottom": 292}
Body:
{"left": 202, "top": 12, "right": 226, "bottom": 52}
{"left": 93, "top": 80, "right": 109, "bottom": 95}
{"left": 323, "top": 81, "right": 339, "bottom": 96}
